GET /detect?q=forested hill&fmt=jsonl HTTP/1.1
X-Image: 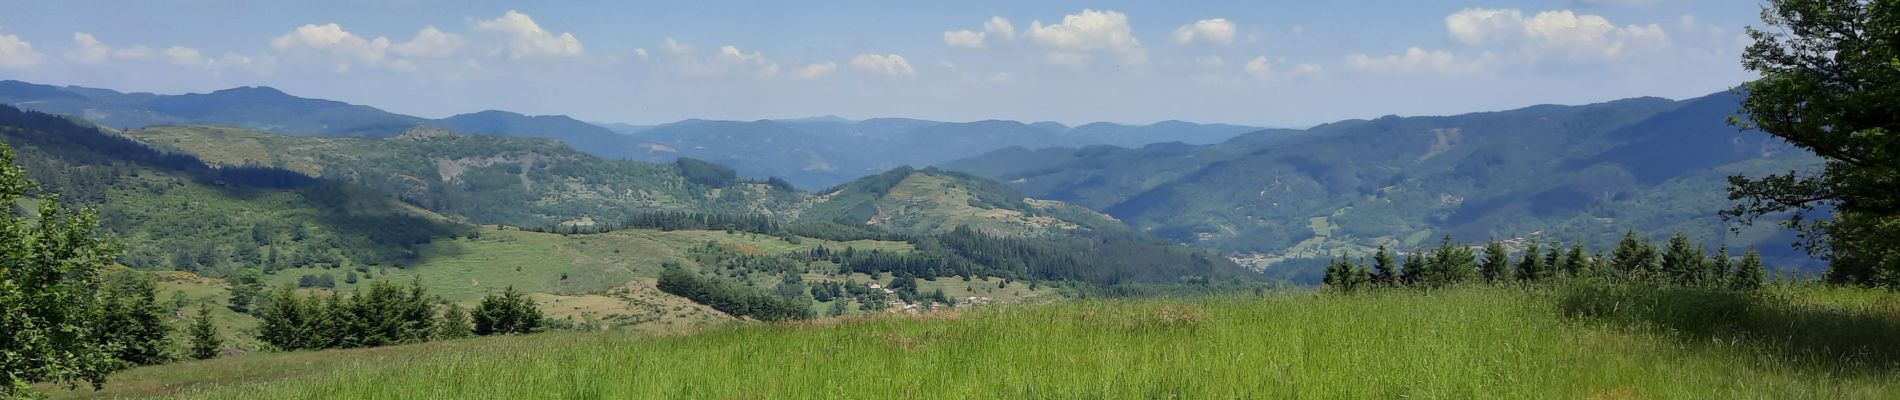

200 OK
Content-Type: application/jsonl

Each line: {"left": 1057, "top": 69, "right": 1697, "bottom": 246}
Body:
{"left": 944, "top": 91, "right": 1823, "bottom": 271}
{"left": 126, "top": 125, "right": 806, "bottom": 228}
{"left": 788, "top": 166, "right": 1131, "bottom": 240}
{"left": 0, "top": 105, "right": 468, "bottom": 273}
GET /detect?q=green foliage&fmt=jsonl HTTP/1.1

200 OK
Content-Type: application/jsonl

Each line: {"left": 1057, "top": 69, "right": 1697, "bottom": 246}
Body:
{"left": 0, "top": 106, "right": 466, "bottom": 275}
{"left": 0, "top": 141, "right": 129, "bottom": 395}
{"left": 1480, "top": 240, "right": 1509, "bottom": 283}
{"left": 1734, "top": 250, "right": 1767, "bottom": 290}
{"left": 473, "top": 286, "right": 544, "bottom": 335}
{"left": 188, "top": 304, "right": 223, "bottom": 360}
{"left": 436, "top": 304, "right": 474, "bottom": 340}
{"left": 256, "top": 279, "right": 441, "bottom": 351}
{"left": 1661, "top": 233, "right": 1709, "bottom": 286}
{"left": 656, "top": 266, "right": 814, "bottom": 322}
{"left": 1611, "top": 230, "right": 1660, "bottom": 280}
{"left": 1730, "top": 0, "right": 1900, "bottom": 287}
{"left": 94, "top": 270, "right": 173, "bottom": 367}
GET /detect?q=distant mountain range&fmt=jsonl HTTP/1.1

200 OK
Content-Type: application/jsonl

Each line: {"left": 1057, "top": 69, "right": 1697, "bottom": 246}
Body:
{"left": 0, "top": 80, "right": 1258, "bottom": 189}
{"left": 944, "top": 90, "right": 1825, "bottom": 272}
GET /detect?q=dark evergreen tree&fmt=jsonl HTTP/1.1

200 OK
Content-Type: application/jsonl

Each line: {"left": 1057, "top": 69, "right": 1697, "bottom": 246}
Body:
{"left": 1610, "top": 231, "right": 1659, "bottom": 280}
{"left": 1660, "top": 233, "right": 1707, "bottom": 286}
{"left": 1708, "top": 247, "right": 1733, "bottom": 287}
{"left": 1515, "top": 238, "right": 1545, "bottom": 282}
{"left": 473, "top": 286, "right": 544, "bottom": 335}
{"left": 1733, "top": 250, "right": 1767, "bottom": 290}
{"left": 1480, "top": 239, "right": 1510, "bottom": 284}
{"left": 187, "top": 303, "right": 223, "bottom": 360}
{"left": 1561, "top": 243, "right": 1589, "bottom": 278}
{"left": 1370, "top": 245, "right": 1398, "bottom": 286}
{"left": 94, "top": 270, "right": 172, "bottom": 367}
{"left": 437, "top": 303, "right": 474, "bottom": 340}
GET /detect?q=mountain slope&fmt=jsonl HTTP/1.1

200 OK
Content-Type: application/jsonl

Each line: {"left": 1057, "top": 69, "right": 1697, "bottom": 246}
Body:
{"left": 791, "top": 166, "right": 1127, "bottom": 239}
{"left": 946, "top": 91, "right": 1821, "bottom": 270}
{"left": 0, "top": 105, "right": 466, "bottom": 272}
{"left": 126, "top": 125, "right": 805, "bottom": 228}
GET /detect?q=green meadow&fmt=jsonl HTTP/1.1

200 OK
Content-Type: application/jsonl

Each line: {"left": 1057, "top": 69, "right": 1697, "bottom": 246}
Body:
{"left": 51, "top": 284, "right": 1900, "bottom": 399}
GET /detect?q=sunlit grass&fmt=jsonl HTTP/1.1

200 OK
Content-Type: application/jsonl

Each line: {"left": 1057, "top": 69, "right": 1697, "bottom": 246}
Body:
{"left": 52, "top": 285, "right": 1900, "bottom": 399}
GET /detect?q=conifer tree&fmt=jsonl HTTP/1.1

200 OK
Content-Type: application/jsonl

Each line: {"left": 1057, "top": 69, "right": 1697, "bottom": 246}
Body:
{"left": 187, "top": 304, "right": 223, "bottom": 360}
{"left": 1708, "top": 246, "right": 1733, "bottom": 287}
{"left": 1561, "top": 243, "right": 1589, "bottom": 278}
{"left": 1733, "top": 250, "right": 1766, "bottom": 290}
{"left": 1371, "top": 245, "right": 1398, "bottom": 286}
{"left": 1480, "top": 239, "right": 1510, "bottom": 283}
{"left": 436, "top": 303, "right": 473, "bottom": 340}
{"left": 94, "top": 270, "right": 172, "bottom": 366}
{"left": 1516, "top": 238, "right": 1545, "bottom": 282}
{"left": 1661, "top": 233, "right": 1708, "bottom": 286}
{"left": 1401, "top": 252, "right": 1425, "bottom": 286}
{"left": 1611, "top": 230, "right": 1659, "bottom": 280}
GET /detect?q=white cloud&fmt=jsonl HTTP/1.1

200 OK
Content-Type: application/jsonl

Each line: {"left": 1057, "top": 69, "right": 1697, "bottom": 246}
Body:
{"left": 1173, "top": 18, "right": 1236, "bottom": 45}
{"left": 271, "top": 23, "right": 390, "bottom": 70}
{"left": 1445, "top": 8, "right": 1669, "bottom": 61}
{"left": 985, "top": 17, "right": 1015, "bottom": 41}
{"left": 475, "top": 10, "right": 584, "bottom": 59}
{"left": 1243, "top": 56, "right": 1324, "bottom": 81}
{"left": 664, "top": 40, "right": 783, "bottom": 79}
{"left": 850, "top": 53, "right": 915, "bottom": 78}
{"left": 1190, "top": 56, "right": 1227, "bottom": 68}
{"left": 792, "top": 62, "right": 836, "bottom": 80}
{"left": 65, "top": 32, "right": 111, "bottom": 64}
{"left": 1029, "top": 9, "right": 1147, "bottom": 65}
{"left": 0, "top": 29, "right": 45, "bottom": 68}
{"left": 943, "top": 30, "right": 986, "bottom": 50}
{"left": 944, "top": 16, "right": 1016, "bottom": 50}
{"left": 1244, "top": 56, "right": 1273, "bottom": 79}
{"left": 164, "top": 46, "right": 205, "bottom": 66}
{"left": 1345, "top": 47, "right": 1492, "bottom": 76}
{"left": 389, "top": 26, "right": 465, "bottom": 58}
{"left": 632, "top": 48, "right": 649, "bottom": 60}
{"left": 989, "top": 71, "right": 1015, "bottom": 84}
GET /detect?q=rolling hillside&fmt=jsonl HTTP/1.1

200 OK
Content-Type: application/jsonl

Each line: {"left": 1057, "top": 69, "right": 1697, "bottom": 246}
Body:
{"left": 125, "top": 125, "right": 807, "bottom": 228}
{"left": 945, "top": 91, "right": 1823, "bottom": 272}
{"left": 0, "top": 105, "right": 466, "bottom": 273}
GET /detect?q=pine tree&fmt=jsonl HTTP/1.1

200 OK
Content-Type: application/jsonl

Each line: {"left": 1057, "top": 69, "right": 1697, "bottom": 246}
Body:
{"left": 1561, "top": 243, "right": 1589, "bottom": 278}
{"left": 94, "top": 270, "right": 173, "bottom": 366}
{"left": 1708, "top": 246, "right": 1733, "bottom": 287}
{"left": 1610, "top": 230, "right": 1659, "bottom": 280}
{"left": 1661, "top": 233, "right": 1707, "bottom": 286}
{"left": 1348, "top": 256, "right": 1372, "bottom": 291}
{"left": 1516, "top": 238, "right": 1545, "bottom": 282}
{"left": 436, "top": 303, "right": 473, "bottom": 339}
{"left": 1733, "top": 250, "right": 1766, "bottom": 290}
{"left": 1421, "top": 236, "right": 1476, "bottom": 286}
{"left": 474, "top": 286, "right": 543, "bottom": 335}
{"left": 1371, "top": 245, "right": 1397, "bottom": 286}
{"left": 187, "top": 304, "right": 223, "bottom": 360}
{"left": 1401, "top": 252, "right": 1425, "bottom": 286}
{"left": 1480, "top": 239, "right": 1510, "bottom": 283}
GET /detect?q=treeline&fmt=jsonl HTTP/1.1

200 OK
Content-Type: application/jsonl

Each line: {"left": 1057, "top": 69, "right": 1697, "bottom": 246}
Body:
{"left": 1321, "top": 231, "right": 1769, "bottom": 292}
{"left": 528, "top": 210, "right": 906, "bottom": 243}
{"left": 256, "top": 280, "right": 543, "bottom": 351}
{"left": 656, "top": 263, "right": 815, "bottom": 322}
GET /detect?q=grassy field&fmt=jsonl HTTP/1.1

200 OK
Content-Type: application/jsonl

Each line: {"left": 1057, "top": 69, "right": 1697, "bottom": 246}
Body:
{"left": 50, "top": 284, "right": 1900, "bottom": 399}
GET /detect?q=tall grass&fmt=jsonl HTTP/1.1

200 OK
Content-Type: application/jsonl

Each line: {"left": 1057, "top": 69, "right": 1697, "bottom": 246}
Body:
{"left": 54, "top": 286, "right": 1900, "bottom": 399}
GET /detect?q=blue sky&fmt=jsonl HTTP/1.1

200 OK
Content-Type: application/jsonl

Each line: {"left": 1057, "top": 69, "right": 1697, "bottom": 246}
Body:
{"left": 0, "top": 0, "right": 1760, "bottom": 126}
